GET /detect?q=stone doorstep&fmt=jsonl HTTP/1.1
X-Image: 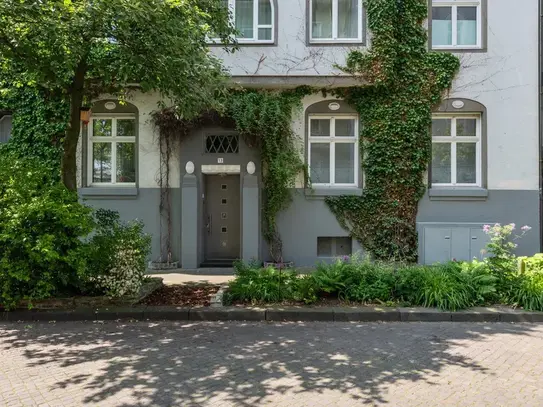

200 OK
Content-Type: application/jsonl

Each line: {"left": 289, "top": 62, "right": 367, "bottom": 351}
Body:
{"left": 2, "top": 306, "right": 543, "bottom": 323}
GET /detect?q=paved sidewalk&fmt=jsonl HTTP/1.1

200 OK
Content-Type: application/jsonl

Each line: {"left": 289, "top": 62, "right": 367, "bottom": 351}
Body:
{"left": 1, "top": 321, "right": 543, "bottom": 406}
{"left": 150, "top": 273, "right": 233, "bottom": 285}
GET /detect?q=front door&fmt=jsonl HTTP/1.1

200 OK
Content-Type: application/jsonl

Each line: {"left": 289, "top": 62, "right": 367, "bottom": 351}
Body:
{"left": 204, "top": 175, "right": 241, "bottom": 262}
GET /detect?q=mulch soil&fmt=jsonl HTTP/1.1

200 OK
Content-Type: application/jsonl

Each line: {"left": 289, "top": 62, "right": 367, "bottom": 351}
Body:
{"left": 141, "top": 284, "right": 220, "bottom": 307}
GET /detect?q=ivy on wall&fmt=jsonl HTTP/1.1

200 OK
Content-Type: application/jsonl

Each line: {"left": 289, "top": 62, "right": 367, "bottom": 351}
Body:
{"left": 0, "top": 86, "right": 67, "bottom": 175}
{"left": 325, "top": 0, "right": 460, "bottom": 262}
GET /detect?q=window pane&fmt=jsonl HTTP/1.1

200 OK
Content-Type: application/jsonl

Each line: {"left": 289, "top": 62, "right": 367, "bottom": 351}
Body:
{"left": 310, "top": 143, "right": 331, "bottom": 183}
{"left": 456, "top": 143, "right": 477, "bottom": 184}
{"left": 317, "top": 237, "right": 333, "bottom": 256}
{"left": 335, "top": 143, "right": 355, "bottom": 184}
{"left": 335, "top": 237, "right": 352, "bottom": 256}
{"left": 335, "top": 119, "right": 356, "bottom": 137}
{"left": 93, "top": 119, "right": 112, "bottom": 137}
{"left": 0, "top": 115, "right": 12, "bottom": 143}
{"left": 456, "top": 118, "right": 477, "bottom": 137}
{"left": 258, "top": 27, "right": 272, "bottom": 40}
{"left": 312, "top": 0, "right": 333, "bottom": 39}
{"left": 432, "top": 7, "right": 452, "bottom": 46}
{"left": 431, "top": 143, "right": 451, "bottom": 184}
{"left": 338, "top": 0, "right": 358, "bottom": 39}
{"left": 457, "top": 6, "right": 477, "bottom": 46}
{"left": 117, "top": 119, "right": 135, "bottom": 138}
{"left": 116, "top": 143, "right": 136, "bottom": 183}
{"left": 236, "top": 0, "right": 254, "bottom": 39}
{"left": 310, "top": 119, "right": 331, "bottom": 137}
{"left": 432, "top": 118, "right": 451, "bottom": 137}
{"left": 93, "top": 143, "right": 112, "bottom": 183}
{"left": 258, "top": 0, "right": 272, "bottom": 25}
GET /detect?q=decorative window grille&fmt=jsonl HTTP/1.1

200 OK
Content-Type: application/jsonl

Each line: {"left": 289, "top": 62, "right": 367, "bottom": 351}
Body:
{"left": 205, "top": 134, "right": 239, "bottom": 154}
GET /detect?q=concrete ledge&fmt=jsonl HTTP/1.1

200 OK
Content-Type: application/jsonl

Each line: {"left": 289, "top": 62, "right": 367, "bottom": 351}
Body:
{"left": 3, "top": 306, "right": 543, "bottom": 323}
{"left": 334, "top": 307, "right": 401, "bottom": 322}
{"left": 267, "top": 307, "right": 335, "bottom": 322}
{"left": 144, "top": 306, "right": 190, "bottom": 320}
{"left": 400, "top": 308, "right": 452, "bottom": 322}
{"left": 95, "top": 307, "right": 147, "bottom": 320}
{"left": 451, "top": 308, "right": 500, "bottom": 322}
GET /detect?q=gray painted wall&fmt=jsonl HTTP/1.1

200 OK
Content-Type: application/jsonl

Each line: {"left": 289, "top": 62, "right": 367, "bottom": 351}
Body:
{"left": 81, "top": 187, "right": 540, "bottom": 268}
{"left": 82, "top": 188, "right": 181, "bottom": 263}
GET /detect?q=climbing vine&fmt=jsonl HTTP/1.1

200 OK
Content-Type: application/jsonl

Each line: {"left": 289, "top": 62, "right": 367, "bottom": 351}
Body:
{"left": 325, "top": 0, "right": 460, "bottom": 262}
{"left": 152, "top": 88, "right": 309, "bottom": 263}
{"left": 0, "top": 85, "right": 67, "bottom": 175}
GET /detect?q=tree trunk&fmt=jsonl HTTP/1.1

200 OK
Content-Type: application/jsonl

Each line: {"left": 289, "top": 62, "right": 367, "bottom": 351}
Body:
{"left": 61, "top": 60, "right": 87, "bottom": 191}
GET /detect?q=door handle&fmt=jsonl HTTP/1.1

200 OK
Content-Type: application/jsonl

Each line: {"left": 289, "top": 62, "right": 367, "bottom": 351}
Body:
{"left": 207, "top": 214, "right": 212, "bottom": 236}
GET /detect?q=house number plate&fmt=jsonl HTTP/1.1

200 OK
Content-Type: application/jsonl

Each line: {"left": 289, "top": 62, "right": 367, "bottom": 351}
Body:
{"left": 217, "top": 158, "right": 224, "bottom": 164}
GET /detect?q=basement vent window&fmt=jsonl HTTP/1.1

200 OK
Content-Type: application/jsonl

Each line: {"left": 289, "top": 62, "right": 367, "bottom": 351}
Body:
{"left": 205, "top": 134, "right": 239, "bottom": 154}
{"left": 317, "top": 237, "right": 352, "bottom": 257}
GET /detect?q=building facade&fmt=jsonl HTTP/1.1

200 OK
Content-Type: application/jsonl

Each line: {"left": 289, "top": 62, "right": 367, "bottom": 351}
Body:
{"left": 21, "top": 0, "right": 537, "bottom": 268}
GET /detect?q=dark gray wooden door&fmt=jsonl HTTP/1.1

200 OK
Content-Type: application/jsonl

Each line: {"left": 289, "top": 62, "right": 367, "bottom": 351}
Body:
{"left": 204, "top": 175, "right": 241, "bottom": 261}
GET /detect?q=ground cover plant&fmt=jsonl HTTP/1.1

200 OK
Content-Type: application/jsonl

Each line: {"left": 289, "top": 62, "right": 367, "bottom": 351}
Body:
{"left": 228, "top": 223, "right": 543, "bottom": 311}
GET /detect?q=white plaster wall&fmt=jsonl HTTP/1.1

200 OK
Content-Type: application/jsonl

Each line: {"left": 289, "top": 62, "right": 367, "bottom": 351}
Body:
{"left": 448, "top": 0, "right": 539, "bottom": 190}
{"left": 88, "top": 0, "right": 539, "bottom": 192}
{"left": 211, "top": 0, "right": 364, "bottom": 76}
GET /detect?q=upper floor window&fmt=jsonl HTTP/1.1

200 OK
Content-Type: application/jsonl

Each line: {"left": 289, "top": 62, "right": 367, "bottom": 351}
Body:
{"left": 221, "top": 0, "right": 275, "bottom": 43}
{"left": 431, "top": 115, "right": 481, "bottom": 187}
{"left": 431, "top": 1, "right": 482, "bottom": 49}
{"left": 0, "top": 114, "right": 12, "bottom": 144}
{"left": 308, "top": 115, "right": 359, "bottom": 186}
{"left": 310, "top": 0, "right": 363, "bottom": 43}
{"left": 88, "top": 115, "right": 136, "bottom": 185}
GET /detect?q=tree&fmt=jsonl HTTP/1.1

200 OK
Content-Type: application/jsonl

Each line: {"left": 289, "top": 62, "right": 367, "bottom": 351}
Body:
{"left": 0, "top": 0, "right": 235, "bottom": 190}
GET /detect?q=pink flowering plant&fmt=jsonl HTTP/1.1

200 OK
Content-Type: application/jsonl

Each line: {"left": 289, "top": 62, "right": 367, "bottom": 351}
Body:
{"left": 483, "top": 223, "right": 531, "bottom": 292}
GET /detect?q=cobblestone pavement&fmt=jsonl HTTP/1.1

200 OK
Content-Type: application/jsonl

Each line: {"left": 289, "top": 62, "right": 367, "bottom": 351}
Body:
{"left": 1, "top": 321, "right": 543, "bottom": 407}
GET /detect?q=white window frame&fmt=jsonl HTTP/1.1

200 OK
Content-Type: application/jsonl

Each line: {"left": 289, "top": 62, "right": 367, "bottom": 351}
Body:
{"left": 431, "top": 0, "right": 482, "bottom": 50}
{"left": 88, "top": 114, "right": 137, "bottom": 187}
{"left": 216, "top": 0, "right": 275, "bottom": 44}
{"left": 308, "top": 114, "right": 359, "bottom": 187}
{"left": 0, "top": 114, "right": 12, "bottom": 143}
{"left": 431, "top": 114, "right": 482, "bottom": 187}
{"left": 309, "top": 0, "right": 364, "bottom": 43}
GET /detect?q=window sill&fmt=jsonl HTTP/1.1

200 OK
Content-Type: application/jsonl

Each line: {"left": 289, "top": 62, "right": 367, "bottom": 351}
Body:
{"left": 305, "top": 187, "right": 363, "bottom": 200}
{"left": 428, "top": 187, "right": 488, "bottom": 201}
{"left": 80, "top": 187, "right": 138, "bottom": 198}
{"left": 309, "top": 40, "right": 365, "bottom": 47}
{"left": 431, "top": 46, "right": 486, "bottom": 53}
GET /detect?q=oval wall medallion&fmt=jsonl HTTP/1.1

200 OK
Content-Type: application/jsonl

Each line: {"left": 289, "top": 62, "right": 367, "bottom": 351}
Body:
{"left": 247, "top": 161, "right": 256, "bottom": 175}
{"left": 185, "top": 161, "right": 195, "bottom": 174}
{"left": 452, "top": 100, "right": 465, "bottom": 109}
{"left": 328, "top": 102, "right": 341, "bottom": 111}
{"left": 104, "top": 101, "right": 117, "bottom": 110}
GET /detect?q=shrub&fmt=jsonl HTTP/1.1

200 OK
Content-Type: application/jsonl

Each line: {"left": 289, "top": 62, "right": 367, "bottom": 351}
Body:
{"left": 340, "top": 260, "right": 397, "bottom": 303}
{"left": 503, "top": 254, "right": 543, "bottom": 311}
{"left": 83, "top": 209, "right": 151, "bottom": 298}
{"left": 312, "top": 260, "right": 350, "bottom": 295}
{"left": 228, "top": 261, "right": 299, "bottom": 303}
{"left": 396, "top": 262, "right": 496, "bottom": 311}
{"left": 0, "top": 154, "right": 93, "bottom": 308}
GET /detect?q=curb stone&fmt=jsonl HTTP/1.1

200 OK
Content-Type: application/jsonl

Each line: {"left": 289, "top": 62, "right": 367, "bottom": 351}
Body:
{"left": 2, "top": 306, "right": 543, "bottom": 323}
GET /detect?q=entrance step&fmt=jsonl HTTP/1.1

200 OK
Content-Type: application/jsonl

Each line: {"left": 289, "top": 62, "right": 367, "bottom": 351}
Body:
{"left": 200, "top": 259, "right": 236, "bottom": 268}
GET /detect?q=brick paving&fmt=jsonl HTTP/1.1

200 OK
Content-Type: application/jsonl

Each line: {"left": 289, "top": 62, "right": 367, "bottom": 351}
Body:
{"left": 1, "top": 321, "right": 543, "bottom": 406}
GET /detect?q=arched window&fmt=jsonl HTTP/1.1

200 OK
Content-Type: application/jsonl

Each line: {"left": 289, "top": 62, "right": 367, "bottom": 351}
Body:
{"left": 431, "top": 99, "right": 486, "bottom": 188}
{"left": 222, "top": 0, "right": 275, "bottom": 43}
{"left": 306, "top": 100, "right": 360, "bottom": 187}
{"left": 87, "top": 100, "right": 138, "bottom": 187}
